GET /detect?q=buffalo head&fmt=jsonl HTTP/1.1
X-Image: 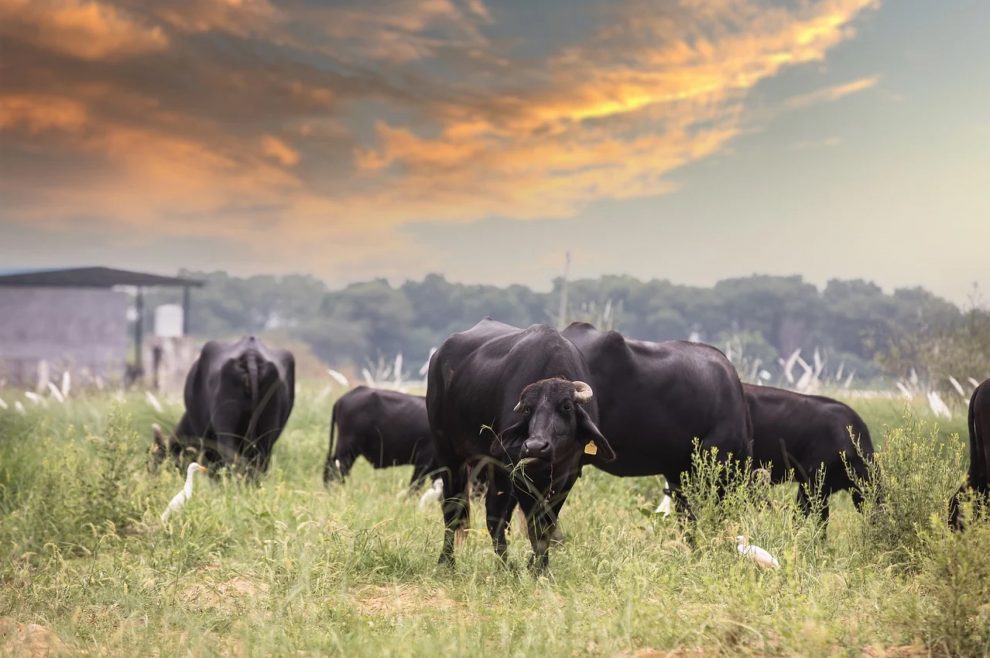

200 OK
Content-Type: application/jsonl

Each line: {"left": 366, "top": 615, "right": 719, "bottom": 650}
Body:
{"left": 494, "top": 378, "right": 615, "bottom": 467}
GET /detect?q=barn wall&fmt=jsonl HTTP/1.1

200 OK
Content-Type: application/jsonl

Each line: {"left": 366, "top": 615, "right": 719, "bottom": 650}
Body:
{"left": 0, "top": 287, "right": 129, "bottom": 385}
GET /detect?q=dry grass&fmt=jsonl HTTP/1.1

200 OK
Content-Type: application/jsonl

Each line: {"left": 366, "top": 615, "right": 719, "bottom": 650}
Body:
{"left": 0, "top": 391, "right": 987, "bottom": 656}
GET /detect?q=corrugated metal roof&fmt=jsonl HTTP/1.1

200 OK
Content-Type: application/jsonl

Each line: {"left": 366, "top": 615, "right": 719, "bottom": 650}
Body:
{"left": 0, "top": 267, "right": 203, "bottom": 288}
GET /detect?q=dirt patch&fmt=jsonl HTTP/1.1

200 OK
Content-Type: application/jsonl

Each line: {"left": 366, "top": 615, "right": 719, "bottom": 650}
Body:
{"left": 861, "top": 644, "right": 929, "bottom": 658}
{"left": 354, "top": 584, "right": 457, "bottom": 618}
{"left": 0, "top": 617, "right": 67, "bottom": 657}
{"left": 619, "top": 649, "right": 706, "bottom": 658}
{"left": 180, "top": 575, "right": 270, "bottom": 613}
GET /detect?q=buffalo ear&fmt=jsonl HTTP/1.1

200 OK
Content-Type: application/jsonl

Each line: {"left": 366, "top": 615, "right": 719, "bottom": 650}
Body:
{"left": 490, "top": 419, "right": 528, "bottom": 456}
{"left": 576, "top": 406, "right": 616, "bottom": 462}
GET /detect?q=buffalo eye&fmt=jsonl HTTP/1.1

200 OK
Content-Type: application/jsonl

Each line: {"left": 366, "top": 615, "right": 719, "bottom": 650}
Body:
{"left": 560, "top": 400, "right": 573, "bottom": 412}
{"left": 521, "top": 406, "right": 532, "bottom": 416}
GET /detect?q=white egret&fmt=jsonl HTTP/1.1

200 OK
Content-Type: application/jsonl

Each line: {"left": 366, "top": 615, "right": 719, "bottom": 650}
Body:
{"left": 161, "top": 462, "right": 208, "bottom": 523}
{"left": 418, "top": 478, "right": 444, "bottom": 511}
{"left": 736, "top": 536, "right": 780, "bottom": 569}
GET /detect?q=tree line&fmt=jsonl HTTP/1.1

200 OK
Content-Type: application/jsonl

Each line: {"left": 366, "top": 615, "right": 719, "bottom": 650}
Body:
{"left": 143, "top": 271, "right": 986, "bottom": 385}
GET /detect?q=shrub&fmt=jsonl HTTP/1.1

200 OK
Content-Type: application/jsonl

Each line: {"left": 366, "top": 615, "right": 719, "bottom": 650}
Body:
{"left": 915, "top": 512, "right": 990, "bottom": 656}
{"left": 850, "top": 412, "right": 966, "bottom": 567}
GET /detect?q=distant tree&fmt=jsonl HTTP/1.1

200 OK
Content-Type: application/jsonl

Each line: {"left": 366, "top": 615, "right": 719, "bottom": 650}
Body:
{"left": 821, "top": 279, "right": 898, "bottom": 358}
{"left": 322, "top": 279, "right": 414, "bottom": 359}
{"left": 140, "top": 269, "right": 968, "bottom": 379}
{"left": 714, "top": 276, "right": 821, "bottom": 356}
{"left": 881, "top": 307, "right": 988, "bottom": 397}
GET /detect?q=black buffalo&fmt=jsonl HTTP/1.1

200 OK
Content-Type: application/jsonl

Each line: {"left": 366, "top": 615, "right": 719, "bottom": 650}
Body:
{"left": 323, "top": 386, "right": 439, "bottom": 490}
{"left": 949, "top": 378, "right": 989, "bottom": 529}
{"left": 152, "top": 336, "right": 294, "bottom": 477}
{"left": 744, "top": 384, "right": 874, "bottom": 524}
{"left": 561, "top": 322, "right": 752, "bottom": 504}
{"left": 427, "top": 319, "right": 615, "bottom": 570}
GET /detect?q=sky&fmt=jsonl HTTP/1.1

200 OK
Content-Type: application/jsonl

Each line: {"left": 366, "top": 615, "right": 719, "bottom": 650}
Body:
{"left": 1, "top": 0, "right": 987, "bottom": 305}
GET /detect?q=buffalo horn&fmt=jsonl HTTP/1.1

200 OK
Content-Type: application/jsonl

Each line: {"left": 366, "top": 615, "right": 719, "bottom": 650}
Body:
{"left": 572, "top": 381, "right": 593, "bottom": 403}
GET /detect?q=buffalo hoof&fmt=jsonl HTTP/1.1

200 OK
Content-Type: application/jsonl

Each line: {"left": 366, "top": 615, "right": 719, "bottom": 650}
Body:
{"left": 526, "top": 554, "right": 549, "bottom": 574}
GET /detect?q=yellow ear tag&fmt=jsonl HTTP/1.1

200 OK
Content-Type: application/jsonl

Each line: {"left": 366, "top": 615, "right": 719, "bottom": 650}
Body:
{"left": 584, "top": 441, "right": 598, "bottom": 456}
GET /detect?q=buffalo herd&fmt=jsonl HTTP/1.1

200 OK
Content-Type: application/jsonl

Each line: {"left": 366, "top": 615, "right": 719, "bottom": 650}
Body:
{"left": 152, "top": 322, "right": 989, "bottom": 570}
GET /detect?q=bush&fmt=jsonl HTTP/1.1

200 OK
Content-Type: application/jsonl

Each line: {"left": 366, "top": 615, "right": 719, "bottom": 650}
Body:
{"left": 850, "top": 412, "right": 966, "bottom": 567}
{"left": 915, "top": 513, "right": 990, "bottom": 656}
{"left": 0, "top": 405, "right": 154, "bottom": 560}
{"left": 678, "top": 442, "right": 827, "bottom": 565}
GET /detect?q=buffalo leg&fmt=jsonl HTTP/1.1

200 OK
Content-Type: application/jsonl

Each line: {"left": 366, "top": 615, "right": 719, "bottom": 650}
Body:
{"left": 250, "top": 424, "right": 279, "bottom": 475}
{"left": 485, "top": 467, "right": 516, "bottom": 560}
{"left": 517, "top": 494, "right": 556, "bottom": 573}
{"left": 323, "top": 453, "right": 341, "bottom": 485}
{"left": 150, "top": 423, "right": 167, "bottom": 472}
{"left": 210, "top": 410, "right": 245, "bottom": 470}
{"left": 333, "top": 453, "right": 357, "bottom": 482}
{"left": 796, "top": 485, "right": 830, "bottom": 527}
{"left": 159, "top": 414, "right": 197, "bottom": 472}
{"left": 408, "top": 460, "right": 433, "bottom": 493}
{"left": 948, "top": 485, "right": 966, "bottom": 530}
{"left": 323, "top": 438, "right": 355, "bottom": 484}
{"left": 439, "top": 465, "right": 470, "bottom": 566}
{"left": 851, "top": 485, "right": 867, "bottom": 513}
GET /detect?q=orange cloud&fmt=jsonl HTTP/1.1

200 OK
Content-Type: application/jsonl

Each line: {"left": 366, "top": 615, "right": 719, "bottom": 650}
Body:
{"left": 148, "top": 0, "right": 279, "bottom": 38}
{"left": 311, "top": 0, "right": 491, "bottom": 63}
{"left": 0, "top": 0, "right": 168, "bottom": 60}
{"left": 0, "top": 94, "right": 89, "bottom": 134}
{"left": 0, "top": 0, "right": 880, "bottom": 275}
{"left": 782, "top": 76, "right": 879, "bottom": 111}
{"left": 261, "top": 135, "right": 301, "bottom": 167}
{"left": 348, "top": 0, "right": 879, "bottom": 223}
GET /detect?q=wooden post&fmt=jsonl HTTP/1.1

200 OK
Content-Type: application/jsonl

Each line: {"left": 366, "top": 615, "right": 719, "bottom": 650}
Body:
{"left": 134, "top": 287, "right": 144, "bottom": 377}
{"left": 557, "top": 251, "right": 571, "bottom": 330}
{"left": 182, "top": 285, "right": 191, "bottom": 336}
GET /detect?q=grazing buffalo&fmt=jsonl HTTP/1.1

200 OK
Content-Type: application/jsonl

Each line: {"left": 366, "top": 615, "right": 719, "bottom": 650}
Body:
{"left": 323, "top": 386, "right": 439, "bottom": 490}
{"left": 152, "top": 336, "right": 294, "bottom": 477}
{"left": 949, "top": 378, "right": 989, "bottom": 529}
{"left": 743, "top": 384, "right": 874, "bottom": 524}
{"left": 427, "top": 319, "right": 615, "bottom": 570}
{"left": 561, "top": 322, "right": 752, "bottom": 505}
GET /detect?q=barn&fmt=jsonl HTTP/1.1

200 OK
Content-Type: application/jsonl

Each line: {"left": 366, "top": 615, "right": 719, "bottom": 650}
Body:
{"left": 0, "top": 267, "right": 202, "bottom": 387}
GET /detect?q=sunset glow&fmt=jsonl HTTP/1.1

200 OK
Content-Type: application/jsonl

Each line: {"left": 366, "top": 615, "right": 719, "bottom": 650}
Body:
{"left": 1, "top": 0, "right": 986, "bottom": 302}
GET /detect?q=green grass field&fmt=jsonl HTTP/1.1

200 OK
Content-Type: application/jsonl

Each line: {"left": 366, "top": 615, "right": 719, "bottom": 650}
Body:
{"left": 1, "top": 390, "right": 988, "bottom": 657}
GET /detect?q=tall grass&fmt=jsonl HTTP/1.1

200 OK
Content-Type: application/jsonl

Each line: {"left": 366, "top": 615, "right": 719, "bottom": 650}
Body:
{"left": 0, "top": 391, "right": 986, "bottom": 656}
